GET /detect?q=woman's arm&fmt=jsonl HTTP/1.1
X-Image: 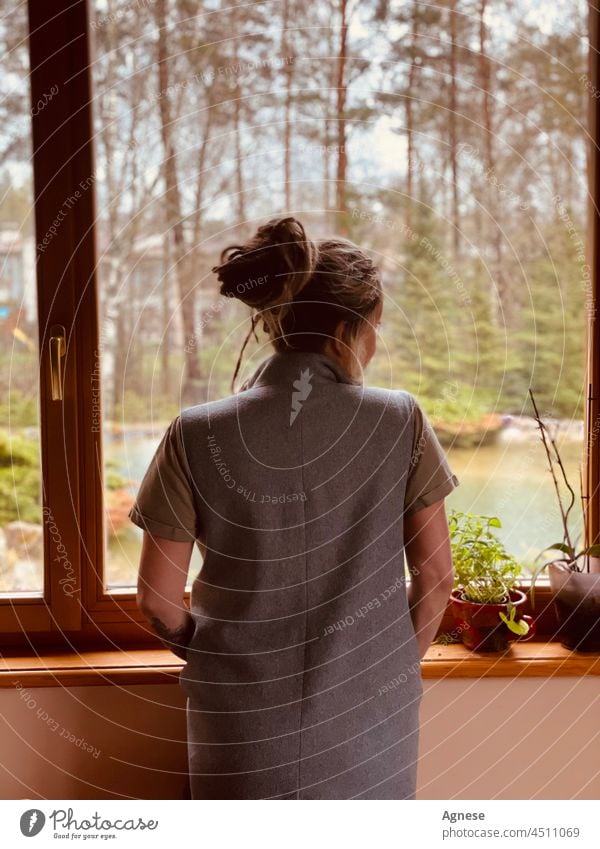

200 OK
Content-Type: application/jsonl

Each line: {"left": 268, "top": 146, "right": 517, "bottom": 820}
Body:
{"left": 405, "top": 499, "right": 455, "bottom": 660}
{"left": 136, "top": 531, "right": 195, "bottom": 660}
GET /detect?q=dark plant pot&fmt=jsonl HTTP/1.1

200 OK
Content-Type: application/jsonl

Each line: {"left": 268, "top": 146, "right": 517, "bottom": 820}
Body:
{"left": 449, "top": 588, "right": 536, "bottom": 652}
{"left": 548, "top": 562, "right": 600, "bottom": 652}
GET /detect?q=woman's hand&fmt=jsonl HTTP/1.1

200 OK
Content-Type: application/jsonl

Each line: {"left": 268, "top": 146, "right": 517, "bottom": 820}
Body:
{"left": 404, "top": 499, "right": 455, "bottom": 659}
{"left": 147, "top": 607, "right": 196, "bottom": 661}
{"left": 136, "top": 532, "right": 195, "bottom": 660}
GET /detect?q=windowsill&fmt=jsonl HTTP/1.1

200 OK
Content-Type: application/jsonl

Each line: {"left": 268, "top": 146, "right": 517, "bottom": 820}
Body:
{"left": 422, "top": 641, "right": 600, "bottom": 678}
{"left": 0, "top": 648, "right": 183, "bottom": 688}
{"left": 1, "top": 641, "right": 599, "bottom": 688}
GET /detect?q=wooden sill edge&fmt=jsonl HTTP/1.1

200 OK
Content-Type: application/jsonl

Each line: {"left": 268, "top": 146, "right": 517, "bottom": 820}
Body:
{"left": 1, "top": 641, "right": 599, "bottom": 688}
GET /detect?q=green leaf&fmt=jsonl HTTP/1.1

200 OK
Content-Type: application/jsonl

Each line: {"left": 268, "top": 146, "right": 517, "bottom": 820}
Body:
{"left": 531, "top": 559, "right": 551, "bottom": 582}
{"left": 488, "top": 517, "right": 502, "bottom": 528}
{"left": 513, "top": 618, "right": 530, "bottom": 636}
{"left": 584, "top": 544, "right": 600, "bottom": 557}
{"left": 544, "top": 542, "right": 574, "bottom": 556}
{"left": 499, "top": 610, "right": 530, "bottom": 636}
{"left": 529, "top": 558, "right": 556, "bottom": 608}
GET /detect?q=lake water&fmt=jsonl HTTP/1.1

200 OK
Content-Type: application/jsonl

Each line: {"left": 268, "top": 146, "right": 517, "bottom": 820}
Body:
{"left": 444, "top": 429, "right": 584, "bottom": 566}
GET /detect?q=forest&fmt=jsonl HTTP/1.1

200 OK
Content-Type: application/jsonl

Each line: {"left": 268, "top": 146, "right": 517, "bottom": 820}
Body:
{"left": 97, "top": 0, "right": 587, "bottom": 429}
{"left": 1, "top": 0, "right": 589, "bottom": 422}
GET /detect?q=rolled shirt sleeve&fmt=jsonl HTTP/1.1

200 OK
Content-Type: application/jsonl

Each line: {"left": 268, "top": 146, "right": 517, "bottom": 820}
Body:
{"left": 128, "top": 415, "right": 199, "bottom": 542}
{"left": 404, "top": 397, "right": 460, "bottom": 516}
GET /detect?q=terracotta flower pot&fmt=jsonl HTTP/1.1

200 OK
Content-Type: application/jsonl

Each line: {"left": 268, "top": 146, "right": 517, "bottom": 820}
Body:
{"left": 548, "top": 562, "right": 600, "bottom": 652}
{"left": 449, "top": 588, "right": 536, "bottom": 652}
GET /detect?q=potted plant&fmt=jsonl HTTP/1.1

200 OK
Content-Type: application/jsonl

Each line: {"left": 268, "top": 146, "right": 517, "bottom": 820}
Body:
{"left": 448, "top": 510, "right": 535, "bottom": 651}
{"left": 529, "top": 390, "right": 600, "bottom": 651}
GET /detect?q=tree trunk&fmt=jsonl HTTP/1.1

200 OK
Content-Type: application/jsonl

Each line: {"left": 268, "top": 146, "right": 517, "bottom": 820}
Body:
{"left": 231, "top": 18, "right": 246, "bottom": 223}
{"left": 479, "top": 0, "right": 506, "bottom": 321}
{"left": 281, "top": 0, "right": 293, "bottom": 210}
{"left": 449, "top": 0, "right": 460, "bottom": 256}
{"left": 335, "top": 0, "right": 348, "bottom": 232}
{"left": 101, "top": 257, "right": 123, "bottom": 424}
{"left": 160, "top": 216, "right": 171, "bottom": 400}
{"left": 406, "top": 4, "right": 419, "bottom": 236}
{"left": 155, "top": 0, "right": 200, "bottom": 397}
{"left": 323, "top": 20, "right": 337, "bottom": 221}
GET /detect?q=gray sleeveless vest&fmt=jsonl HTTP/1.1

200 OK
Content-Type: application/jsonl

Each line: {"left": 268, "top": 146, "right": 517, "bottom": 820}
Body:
{"left": 178, "top": 348, "right": 423, "bottom": 799}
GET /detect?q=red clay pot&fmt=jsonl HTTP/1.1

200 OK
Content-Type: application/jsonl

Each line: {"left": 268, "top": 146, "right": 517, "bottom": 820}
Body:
{"left": 449, "top": 588, "right": 536, "bottom": 652}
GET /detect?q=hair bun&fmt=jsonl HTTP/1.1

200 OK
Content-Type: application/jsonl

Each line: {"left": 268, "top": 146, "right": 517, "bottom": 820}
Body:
{"left": 212, "top": 216, "right": 318, "bottom": 310}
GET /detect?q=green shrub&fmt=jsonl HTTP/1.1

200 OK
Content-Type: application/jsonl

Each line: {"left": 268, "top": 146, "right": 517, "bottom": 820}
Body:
{"left": 0, "top": 430, "right": 41, "bottom": 525}
{"left": 0, "top": 430, "right": 133, "bottom": 530}
{"left": 0, "top": 389, "right": 38, "bottom": 428}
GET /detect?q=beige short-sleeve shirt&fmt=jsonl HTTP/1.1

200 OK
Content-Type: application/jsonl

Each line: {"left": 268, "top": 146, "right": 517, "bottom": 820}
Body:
{"left": 404, "top": 401, "right": 459, "bottom": 516}
{"left": 128, "top": 397, "right": 458, "bottom": 541}
{"left": 128, "top": 415, "right": 199, "bottom": 542}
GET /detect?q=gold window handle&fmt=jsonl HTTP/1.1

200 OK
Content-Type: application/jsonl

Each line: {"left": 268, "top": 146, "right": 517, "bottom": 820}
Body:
{"left": 49, "top": 325, "right": 66, "bottom": 401}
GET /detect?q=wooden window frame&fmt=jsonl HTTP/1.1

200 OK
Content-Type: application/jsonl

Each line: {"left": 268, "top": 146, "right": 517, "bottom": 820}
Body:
{"left": 0, "top": 1, "right": 87, "bottom": 641}
{"left": 2, "top": 0, "right": 151, "bottom": 651}
{"left": 1, "top": 0, "right": 599, "bottom": 652}
{"left": 585, "top": 0, "right": 600, "bottom": 548}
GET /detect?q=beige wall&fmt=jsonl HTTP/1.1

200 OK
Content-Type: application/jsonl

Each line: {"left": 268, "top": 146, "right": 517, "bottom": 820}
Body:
{"left": 1, "top": 677, "right": 598, "bottom": 799}
{"left": 418, "top": 677, "right": 600, "bottom": 799}
{"left": 0, "top": 684, "right": 188, "bottom": 800}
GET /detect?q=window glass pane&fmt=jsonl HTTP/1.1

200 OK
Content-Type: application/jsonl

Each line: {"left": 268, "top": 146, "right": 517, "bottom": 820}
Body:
{"left": 0, "top": 2, "right": 43, "bottom": 594}
{"left": 377, "top": 0, "right": 588, "bottom": 571}
{"left": 92, "top": 0, "right": 587, "bottom": 588}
